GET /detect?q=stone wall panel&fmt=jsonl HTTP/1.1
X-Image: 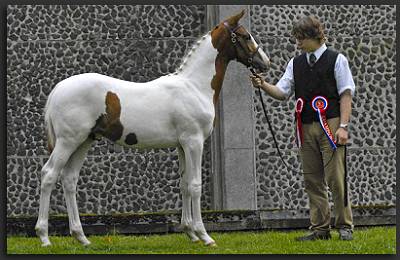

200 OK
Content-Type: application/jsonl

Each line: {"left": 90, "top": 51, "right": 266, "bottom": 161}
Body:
{"left": 7, "top": 5, "right": 211, "bottom": 216}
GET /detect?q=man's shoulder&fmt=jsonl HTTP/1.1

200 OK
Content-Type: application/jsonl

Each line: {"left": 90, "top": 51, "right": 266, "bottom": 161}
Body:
{"left": 325, "top": 47, "right": 349, "bottom": 64}
{"left": 293, "top": 52, "right": 306, "bottom": 59}
{"left": 324, "top": 47, "right": 340, "bottom": 57}
{"left": 325, "top": 47, "right": 350, "bottom": 60}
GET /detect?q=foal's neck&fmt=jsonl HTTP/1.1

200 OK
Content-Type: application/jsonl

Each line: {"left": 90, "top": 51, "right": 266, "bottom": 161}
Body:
{"left": 175, "top": 32, "right": 230, "bottom": 106}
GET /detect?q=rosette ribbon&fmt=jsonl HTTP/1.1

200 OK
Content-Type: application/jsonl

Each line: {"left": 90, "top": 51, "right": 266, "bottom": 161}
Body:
{"left": 311, "top": 96, "right": 337, "bottom": 150}
{"left": 295, "top": 98, "right": 304, "bottom": 148}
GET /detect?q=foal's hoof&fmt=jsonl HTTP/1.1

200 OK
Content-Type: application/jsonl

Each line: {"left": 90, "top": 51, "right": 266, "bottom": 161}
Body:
{"left": 38, "top": 235, "right": 51, "bottom": 247}
{"left": 75, "top": 235, "right": 91, "bottom": 246}
{"left": 80, "top": 238, "right": 91, "bottom": 246}
{"left": 206, "top": 241, "right": 217, "bottom": 247}
{"left": 41, "top": 240, "right": 52, "bottom": 247}
{"left": 71, "top": 230, "right": 91, "bottom": 246}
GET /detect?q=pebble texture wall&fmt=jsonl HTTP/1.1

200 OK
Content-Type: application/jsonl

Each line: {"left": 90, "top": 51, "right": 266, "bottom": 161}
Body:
{"left": 7, "top": 5, "right": 396, "bottom": 218}
{"left": 250, "top": 5, "right": 396, "bottom": 210}
{"left": 7, "top": 5, "right": 211, "bottom": 216}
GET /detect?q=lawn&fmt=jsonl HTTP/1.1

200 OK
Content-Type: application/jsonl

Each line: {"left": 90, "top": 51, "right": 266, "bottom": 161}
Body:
{"left": 7, "top": 226, "right": 396, "bottom": 254}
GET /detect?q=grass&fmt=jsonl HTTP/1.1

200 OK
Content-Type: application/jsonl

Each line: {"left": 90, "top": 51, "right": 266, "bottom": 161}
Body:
{"left": 7, "top": 226, "right": 396, "bottom": 254}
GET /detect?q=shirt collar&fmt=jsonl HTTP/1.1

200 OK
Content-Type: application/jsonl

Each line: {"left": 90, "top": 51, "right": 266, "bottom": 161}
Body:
{"left": 307, "top": 43, "right": 327, "bottom": 62}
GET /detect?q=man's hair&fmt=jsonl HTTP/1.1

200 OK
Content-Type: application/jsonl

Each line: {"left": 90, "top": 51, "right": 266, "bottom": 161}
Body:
{"left": 291, "top": 16, "right": 326, "bottom": 43}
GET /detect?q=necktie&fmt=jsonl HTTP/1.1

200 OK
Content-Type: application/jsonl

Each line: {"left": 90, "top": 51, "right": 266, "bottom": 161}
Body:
{"left": 309, "top": 53, "right": 317, "bottom": 66}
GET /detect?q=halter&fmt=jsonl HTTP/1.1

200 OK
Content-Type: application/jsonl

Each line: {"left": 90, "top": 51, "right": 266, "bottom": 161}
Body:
{"left": 223, "top": 22, "right": 260, "bottom": 67}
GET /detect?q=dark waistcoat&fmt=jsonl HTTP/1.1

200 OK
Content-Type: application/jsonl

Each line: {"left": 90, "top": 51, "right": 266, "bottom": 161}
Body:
{"left": 294, "top": 49, "right": 340, "bottom": 123}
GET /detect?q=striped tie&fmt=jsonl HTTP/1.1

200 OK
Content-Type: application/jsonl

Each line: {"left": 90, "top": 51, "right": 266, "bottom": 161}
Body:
{"left": 309, "top": 53, "right": 317, "bottom": 67}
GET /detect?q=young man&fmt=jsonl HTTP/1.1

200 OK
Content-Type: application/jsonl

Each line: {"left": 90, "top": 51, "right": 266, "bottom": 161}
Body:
{"left": 250, "top": 16, "right": 355, "bottom": 241}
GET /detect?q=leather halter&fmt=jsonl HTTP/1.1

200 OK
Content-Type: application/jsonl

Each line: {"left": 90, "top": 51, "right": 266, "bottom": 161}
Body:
{"left": 223, "top": 22, "right": 260, "bottom": 67}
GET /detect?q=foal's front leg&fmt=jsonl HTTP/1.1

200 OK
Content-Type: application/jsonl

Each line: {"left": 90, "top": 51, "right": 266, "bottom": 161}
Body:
{"left": 178, "top": 147, "right": 200, "bottom": 243}
{"left": 180, "top": 137, "right": 216, "bottom": 246}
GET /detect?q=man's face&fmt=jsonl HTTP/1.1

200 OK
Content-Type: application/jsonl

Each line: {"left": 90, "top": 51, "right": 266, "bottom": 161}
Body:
{"left": 295, "top": 38, "right": 321, "bottom": 52}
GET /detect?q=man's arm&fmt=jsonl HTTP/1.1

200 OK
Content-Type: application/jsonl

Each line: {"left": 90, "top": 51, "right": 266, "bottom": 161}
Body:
{"left": 335, "top": 89, "right": 352, "bottom": 145}
{"left": 334, "top": 53, "right": 355, "bottom": 145}
{"left": 339, "top": 89, "right": 352, "bottom": 125}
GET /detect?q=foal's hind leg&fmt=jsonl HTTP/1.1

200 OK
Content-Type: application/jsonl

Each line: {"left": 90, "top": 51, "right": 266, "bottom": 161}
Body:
{"left": 60, "top": 139, "right": 93, "bottom": 246}
{"left": 35, "top": 139, "right": 80, "bottom": 246}
{"left": 178, "top": 146, "right": 200, "bottom": 243}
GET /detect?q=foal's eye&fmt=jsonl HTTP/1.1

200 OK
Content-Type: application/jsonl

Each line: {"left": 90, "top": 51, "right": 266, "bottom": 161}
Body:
{"left": 246, "top": 35, "right": 252, "bottom": 41}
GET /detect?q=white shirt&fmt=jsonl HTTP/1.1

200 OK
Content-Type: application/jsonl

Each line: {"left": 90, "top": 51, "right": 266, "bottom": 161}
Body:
{"left": 276, "top": 43, "right": 356, "bottom": 99}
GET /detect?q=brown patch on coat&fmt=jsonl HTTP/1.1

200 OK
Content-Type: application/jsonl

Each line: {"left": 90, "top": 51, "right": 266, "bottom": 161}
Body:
{"left": 211, "top": 54, "right": 228, "bottom": 106}
{"left": 211, "top": 25, "right": 229, "bottom": 52}
{"left": 47, "top": 141, "right": 54, "bottom": 154}
{"left": 89, "top": 91, "right": 124, "bottom": 142}
{"left": 211, "top": 56, "right": 227, "bottom": 127}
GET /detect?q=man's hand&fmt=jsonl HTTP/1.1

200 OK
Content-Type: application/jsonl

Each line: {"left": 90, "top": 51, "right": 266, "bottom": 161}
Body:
{"left": 249, "top": 74, "right": 264, "bottom": 89}
{"left": 335, "top": 127, "right": 348, "bottom": 145}
{"left": 249, "top": 74, "right": 287, "bottom": 100}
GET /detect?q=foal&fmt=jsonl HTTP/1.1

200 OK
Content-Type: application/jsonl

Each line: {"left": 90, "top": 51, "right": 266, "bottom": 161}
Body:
{"left": 35, "top": 10, "right": 270, "bottom": 247}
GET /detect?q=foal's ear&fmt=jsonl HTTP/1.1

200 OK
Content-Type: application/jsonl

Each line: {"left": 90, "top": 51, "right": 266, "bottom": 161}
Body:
{"left": 226, "top": 9, "right": 246, "bottom": 26}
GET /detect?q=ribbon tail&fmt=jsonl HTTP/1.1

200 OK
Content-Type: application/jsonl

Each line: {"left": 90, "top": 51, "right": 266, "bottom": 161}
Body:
{"left": 296, "top": 116, "right": 303, "bottom": 148}
{"left": 317, "top": 110, "right": 337, "bottom": 150}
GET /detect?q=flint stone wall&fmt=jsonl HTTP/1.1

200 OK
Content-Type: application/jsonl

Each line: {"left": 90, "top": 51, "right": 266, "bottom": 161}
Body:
{"left": 7, "top": 5, "right": 211, "bottom": 216}
{"left": 7, "top": 5, "right": 396, "bottom": 222}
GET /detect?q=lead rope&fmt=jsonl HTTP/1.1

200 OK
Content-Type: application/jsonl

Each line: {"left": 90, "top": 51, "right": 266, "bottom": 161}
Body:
{"left": 250, "top": 68, "right": 291, "bottom": 171}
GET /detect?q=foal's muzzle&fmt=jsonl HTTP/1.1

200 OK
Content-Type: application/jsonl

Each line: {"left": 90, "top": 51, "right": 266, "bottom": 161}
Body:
{"left": 250, "top": 51, "right": 270, "bottom": 73}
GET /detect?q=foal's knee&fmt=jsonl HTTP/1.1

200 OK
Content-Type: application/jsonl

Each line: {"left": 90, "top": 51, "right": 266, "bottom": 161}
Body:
{"left": 61, "top": 175, "right": 78, "bottom": 194}
{"left": 188, "top": 182, "right": 201, "bottom": 198}
{"left": 40, "top": 169, "right": 58, "bottom": 190}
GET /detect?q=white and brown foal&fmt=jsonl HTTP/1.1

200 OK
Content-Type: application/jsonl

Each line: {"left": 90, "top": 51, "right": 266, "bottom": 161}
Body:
{"left": 35, "top": 10, "right": 270, "bottom": 247}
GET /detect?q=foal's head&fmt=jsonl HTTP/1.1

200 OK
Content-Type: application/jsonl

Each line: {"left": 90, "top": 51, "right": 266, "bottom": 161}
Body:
{"left": 211, "top": 9, "right": 270, "bottom": 72}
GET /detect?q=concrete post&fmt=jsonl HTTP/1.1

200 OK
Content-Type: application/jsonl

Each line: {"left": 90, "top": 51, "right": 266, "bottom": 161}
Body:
{"left": 210, "top": 5, "right": 257, "bottom": 210}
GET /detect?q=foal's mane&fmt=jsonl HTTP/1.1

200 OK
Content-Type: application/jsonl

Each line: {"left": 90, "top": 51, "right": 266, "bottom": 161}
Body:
{"left": 173, "top": 31, "right": 212, "bottom": 75}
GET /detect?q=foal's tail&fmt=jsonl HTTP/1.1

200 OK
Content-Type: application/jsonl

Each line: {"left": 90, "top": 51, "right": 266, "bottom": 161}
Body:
{"left": 44, "top": 84, "right": 58, "bottom": 154}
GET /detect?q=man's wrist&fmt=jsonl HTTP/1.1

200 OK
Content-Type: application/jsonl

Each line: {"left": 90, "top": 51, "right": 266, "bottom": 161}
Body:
{"left": 339, "top": 123, "right": 348, "bottom": 130}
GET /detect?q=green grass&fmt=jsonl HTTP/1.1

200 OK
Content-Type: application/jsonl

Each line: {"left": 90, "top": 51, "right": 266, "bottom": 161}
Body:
{"left": 7, "top": 226, "right": 396, "bottom": 254}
